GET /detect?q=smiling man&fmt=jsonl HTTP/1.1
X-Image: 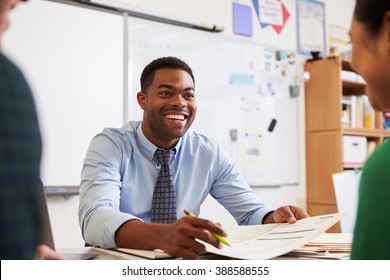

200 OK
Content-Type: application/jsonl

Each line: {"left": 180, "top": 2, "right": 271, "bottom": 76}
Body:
{"left": 79, "top": 56, "right": 308, "bottom": 259}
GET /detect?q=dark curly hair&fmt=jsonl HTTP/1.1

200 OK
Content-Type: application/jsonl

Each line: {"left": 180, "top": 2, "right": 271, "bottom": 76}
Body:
{"left": 140, "top": 56, "right": 195, "bottom": 92}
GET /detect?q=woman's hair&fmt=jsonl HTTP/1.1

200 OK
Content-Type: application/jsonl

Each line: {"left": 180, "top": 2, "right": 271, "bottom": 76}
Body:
{"left": 354, "top": 0, "right": 390, "bottom": 35}
{"left": 140, "top": 56, "right": 195, "bottom": 93}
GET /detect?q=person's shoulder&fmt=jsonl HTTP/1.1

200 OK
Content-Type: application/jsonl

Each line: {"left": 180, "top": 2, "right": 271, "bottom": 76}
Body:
{"left": 98, "top": 121, "right": 139, "bottom": 142}
{"left": 365, "top": 140, "right": 390, "bottom": 166}
{"left": 0, "top": 52, "right": 36, "bottom": 115}
{"left": 186, "top": 130, "right": 219, "bottom": 146}
{"left": 361, "top": 140, "right": 390, "bottom": 183}
{"left": 0, "top": 52, "right": 25, "bottom": 78}
{"left": 0, "top": 52, "right": 13, "bottom": 66}
{"left": 184, "top": 130, "right": 226, "bottom": 156}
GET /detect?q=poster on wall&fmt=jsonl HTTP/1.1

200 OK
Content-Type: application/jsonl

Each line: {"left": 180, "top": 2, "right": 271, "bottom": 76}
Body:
{"left": 233, "top": 2, "right": 253, "bottom": 37}
{"left": 252, "top": 0, "right": 290, "bottom": 34}
{"left": 296, "top": 0, "right": 326, "bottom": 57}
{"left": 329, "top": 24, "right": 351, "bottom": 58}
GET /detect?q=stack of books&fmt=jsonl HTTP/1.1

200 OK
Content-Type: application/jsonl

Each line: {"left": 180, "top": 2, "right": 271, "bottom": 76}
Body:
{"left": 284, "top": 233, "right": 352, "bottom": 260}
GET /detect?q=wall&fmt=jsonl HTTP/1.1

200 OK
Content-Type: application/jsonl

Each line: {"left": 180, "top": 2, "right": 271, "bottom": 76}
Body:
{"left": 3, "top": 0, "right": 123, "bottom": 248}
{"left": 3, "top": 0, "right": 356, "bottom": 248}
{"left": 3, "top": 0, "right": 123, "bottom": 187}
{"left": 124, "top": 0, "right": 355, "bottom": 229}
{"left": 122, "top": 0, "right": 357, "bottom": 230}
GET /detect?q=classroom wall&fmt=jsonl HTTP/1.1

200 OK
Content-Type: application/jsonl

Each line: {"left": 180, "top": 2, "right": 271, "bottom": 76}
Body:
{"left": 137, "top": 0, "right": 355, "bottom": 229}
{"left": 4, "top": 0, "right": 356, "bottom": 248}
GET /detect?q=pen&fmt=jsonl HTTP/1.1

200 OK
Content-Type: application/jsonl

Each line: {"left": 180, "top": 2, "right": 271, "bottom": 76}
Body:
{"left": 183, "top": 209, "right": 231, "bottom": 247}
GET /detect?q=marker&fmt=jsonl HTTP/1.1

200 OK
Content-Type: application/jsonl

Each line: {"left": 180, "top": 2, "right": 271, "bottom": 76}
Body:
{"left": 268, "top": 118, "right": 277, "bottom": 132}
{"left": 183, "top": 209, "right": 231, "bottom": 247}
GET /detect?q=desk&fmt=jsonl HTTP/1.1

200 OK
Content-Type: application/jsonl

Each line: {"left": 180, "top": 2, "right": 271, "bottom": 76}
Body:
{"left": 57, "top": 247, "right": 145, "bottom": 260}
{"left": 57, "top": 233, "right": 352, "bottom": 260}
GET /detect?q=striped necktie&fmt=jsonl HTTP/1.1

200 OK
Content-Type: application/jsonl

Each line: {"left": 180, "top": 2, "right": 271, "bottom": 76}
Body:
{"left": 151, "top": 149, "right": 177, "bottom": 224}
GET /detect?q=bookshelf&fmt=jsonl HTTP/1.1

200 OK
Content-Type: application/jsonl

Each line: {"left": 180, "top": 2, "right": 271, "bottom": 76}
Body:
{"left": 305, "top": 57, "right": 390, "bottom": 232}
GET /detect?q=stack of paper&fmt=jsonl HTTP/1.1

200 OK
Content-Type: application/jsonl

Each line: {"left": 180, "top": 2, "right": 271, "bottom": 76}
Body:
{"left": 284, "top": 233, "right": 352, "bottom": 260}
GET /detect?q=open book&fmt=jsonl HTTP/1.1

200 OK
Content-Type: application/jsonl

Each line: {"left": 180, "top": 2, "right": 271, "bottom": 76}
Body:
{"left": 205, "top": 213, "right": 345, "bottom": 260}
{"left": 114, "top": 213, "right": 344, "bottom": 260}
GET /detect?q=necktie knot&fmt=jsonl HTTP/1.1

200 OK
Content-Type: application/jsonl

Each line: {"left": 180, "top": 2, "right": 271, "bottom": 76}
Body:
{"left": 154, "top": 149, "right": 175, "bottom": 166}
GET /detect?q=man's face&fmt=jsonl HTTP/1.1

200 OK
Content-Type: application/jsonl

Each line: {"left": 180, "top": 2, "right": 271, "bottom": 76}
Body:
{"left": 0, "top": 0, "right": 21, "bottom": 36}
{"left": 137, "top": 68, "right": 196, "bottom": 149}
{"left": 350, "top": 16, "right": 390, "bottom": 111}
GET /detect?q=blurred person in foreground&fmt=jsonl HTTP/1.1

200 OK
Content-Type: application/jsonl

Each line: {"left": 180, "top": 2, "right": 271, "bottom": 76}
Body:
{"left": 349, "top": 0, "right": 390, "bottom": 259}
{"left": 0, "top": 0, "right": 64, "bottom": 260}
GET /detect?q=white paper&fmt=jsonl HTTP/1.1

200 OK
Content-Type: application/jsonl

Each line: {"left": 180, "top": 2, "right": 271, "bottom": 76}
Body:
{"left": 205, "top": 213, "right": 344, "bottom": 259}
{"left": 259, "top": 0, "right": 283, "bottom": 26}
{"left": 332, "top": 171, "right": 361, "bottom": 233}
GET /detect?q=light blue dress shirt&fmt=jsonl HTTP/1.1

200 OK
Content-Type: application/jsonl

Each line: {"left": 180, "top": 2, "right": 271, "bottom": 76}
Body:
{"left": 79, "top": 121, "right": 273, "bottom": 248}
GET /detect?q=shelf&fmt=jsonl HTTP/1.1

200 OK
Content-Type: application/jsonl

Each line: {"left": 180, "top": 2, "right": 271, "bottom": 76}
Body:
{"left": 383, "top": 130, "right": 390, "bottom": 138}
{"left": 341, "top": 58, "right": 354, "bottom": 71}
{"left": 305, "top": 58, "right": 387, "bottom": 233}
{"left": 342, "top": 79, "right": 366, "bottom": 90}
{"left": 307, "top": 127, "right": 390, "bottom": 140}
{"left": 341, "top": 59, "right": 366, "bottom": 95}
{"left": 342, "top": 79, "right": 366, "bottom": 96}
{"left": 342, "top": 128, "right": 383, "bottom": 137}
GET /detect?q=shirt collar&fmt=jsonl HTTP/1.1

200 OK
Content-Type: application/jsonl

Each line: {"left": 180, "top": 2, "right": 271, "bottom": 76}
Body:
{"left": 135, "top": 122, "right": 182, "bottom": 160}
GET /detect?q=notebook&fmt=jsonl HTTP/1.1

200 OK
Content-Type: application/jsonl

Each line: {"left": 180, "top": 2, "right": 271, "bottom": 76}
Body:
{"left": 38, "top": 181, "right": 98, "bottom": 260}
{"left": 115, "top": 248, "right": 173, "bottom": 259}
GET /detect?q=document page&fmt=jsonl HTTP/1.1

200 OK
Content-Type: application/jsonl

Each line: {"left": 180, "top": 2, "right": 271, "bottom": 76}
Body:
{"left": 205, "top": 213, "right": 344, "bottom": 259}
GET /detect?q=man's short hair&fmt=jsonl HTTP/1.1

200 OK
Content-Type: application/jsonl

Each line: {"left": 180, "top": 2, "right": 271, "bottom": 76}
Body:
{"left": 140, "top": 56, "right": 195, "bottom": 92}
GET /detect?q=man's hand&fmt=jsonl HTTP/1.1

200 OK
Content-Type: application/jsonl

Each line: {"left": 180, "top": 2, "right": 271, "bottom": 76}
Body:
{"left": 157, "top": 216, "right": 227, "bottom": 259}
{"left": 115, "top": 216, "right": 227, "bottom": 260}
{"left": 35, "top": 244, "right": 66, "bottom": 260}
{"left": 263, "top": 205, "right": 309, "bottom": 224}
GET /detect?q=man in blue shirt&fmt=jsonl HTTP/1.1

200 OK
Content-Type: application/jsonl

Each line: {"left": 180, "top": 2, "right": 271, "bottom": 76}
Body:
{"left": 79, "top": 56, "right": 308, "bottom": 259}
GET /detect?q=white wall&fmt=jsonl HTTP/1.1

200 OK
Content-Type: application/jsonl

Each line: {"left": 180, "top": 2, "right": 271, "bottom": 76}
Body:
{"left": 3, "top": 0, "right": 356, "bottom": 247}
{"left": 3, "top": 0, "right": 123, "bottom": 187}
{"left": 47, "top": 196, "right": 85, "bottom": 249}
{"left": 3, "top": 0, "right": 123, "bottom": 248}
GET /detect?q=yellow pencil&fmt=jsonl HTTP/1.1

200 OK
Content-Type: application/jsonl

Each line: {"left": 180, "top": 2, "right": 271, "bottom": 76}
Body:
{"left": 183, "top": 209, "right": 231, "bottom": 247}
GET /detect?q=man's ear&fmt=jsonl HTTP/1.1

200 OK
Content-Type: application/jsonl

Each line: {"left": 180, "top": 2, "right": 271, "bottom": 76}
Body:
{"left": 137, "top": 91, "right": 146, "bottom": 110}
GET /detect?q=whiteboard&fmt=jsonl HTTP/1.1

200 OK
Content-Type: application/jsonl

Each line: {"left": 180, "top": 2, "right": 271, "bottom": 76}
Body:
{"left": 126, "top": 17, "right": 299, "bottom": 186}
{"left": 3, "top": 0, "right": 299, "bottom": 186}
{"left": 2, "top": 0, "right": 124, "bottom": 186}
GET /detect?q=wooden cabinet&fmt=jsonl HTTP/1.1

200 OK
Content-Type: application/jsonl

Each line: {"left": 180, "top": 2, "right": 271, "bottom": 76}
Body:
{"left": 305, "top": 58, "right": 390, "bottom": 232}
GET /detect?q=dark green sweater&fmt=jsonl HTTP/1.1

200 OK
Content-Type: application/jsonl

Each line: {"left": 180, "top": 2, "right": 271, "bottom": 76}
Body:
{"left": 351, "top": 139, "right": 390, "bottom": 259}
{"left": 0, "top": 52, "right": 42, "bottom": 259}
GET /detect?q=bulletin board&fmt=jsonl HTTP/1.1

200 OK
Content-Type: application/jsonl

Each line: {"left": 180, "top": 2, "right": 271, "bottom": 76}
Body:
{"left": 126, "top": 17, "right": 300, "bottom": 186}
